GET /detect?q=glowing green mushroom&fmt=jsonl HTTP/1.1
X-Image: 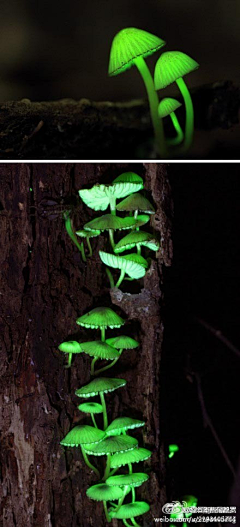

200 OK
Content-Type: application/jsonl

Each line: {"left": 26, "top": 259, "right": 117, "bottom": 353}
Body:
{"left": 76, "top": 377, "right": 127, "bottom": 431}
{"left": 113, "top": 172, "right": 143, "bottom": 185}
{"left": 168, "top": 443, "right": 179, "bottom": 459}
{"left": 79, "top": 340, "right": 120, "bottom": 376}
{"left": 158, "top": 98, "right": 183, "bottom": 146}
{"left": 78, "top": 401, "right": 103, "bottom": 428}
{"left": 79, "top": 178, "right": 143, "bottom": 215}
{"left": 109, "top": 28, "right": 166, "bottom": 156}
{"left": 106, "top": 473, "right": 148, "bottom": 488}
{"left": 106, "top": 335, "right": 139, "bottom": 352}
{"left": 114, "top": 230, "right": 160, "bottom": 255}
{"left": 99, "top": 251, "right": 147, "bottom": 288}
{"left": 110, "top": 447, "right": 152, "bottom": 469}
{"left": 109, "top": 501, "right": 150, "bottom": 521}
{"left": 154, "top": 51, "right": 199, "bottom": 152}
{"left": 116, "top": 192, "right": 155, "bottom": 218}
{"left": 64, "top": 211, "right": 86, "bottom": 262}
{"left": 58, "top": 340, "right": 82, "bottom": 368}
{"left": 76, "top": 306, "right": 125, "bottom": 341}
{"left": 75, "top": 229, "right": 100, "bottom": 257}
{"left": 60, "top": 424, "right": 105, "bottom": 478}
{"left": 84, "top": 214, "right": 149, "bottom": 250}
{"left": 86, "top": 483, "right": 124, "bottom": 522}
{"left": 105, "top": 417, "right": 145, "bottom": 437}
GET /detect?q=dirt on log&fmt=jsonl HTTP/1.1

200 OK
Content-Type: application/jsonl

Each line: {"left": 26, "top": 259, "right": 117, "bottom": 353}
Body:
{"left": 0, "top": 81, "right": 239, "bottom": 160}
{"left": 0, "top": 163, "right": 173, "bottom": 527}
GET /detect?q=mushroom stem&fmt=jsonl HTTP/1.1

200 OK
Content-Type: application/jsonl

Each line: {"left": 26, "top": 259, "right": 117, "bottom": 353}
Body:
{"left": 131, "top": 485, "right": 136, "bottom": 503}
{"left": 176, "top": 77, "right": 194, "bottom": 152}
{"left": 93, "top": 356, "right": 120, "bottom": 376}
{"left": 109, "top": 229, "right": 115, "bottom": 250}
{"left": 101, "top": 327, "right": 106, "bottom": 342}
{"left": 91, "top": 357, "right": 98, "bottom": 376}
{"left": 123, "top": 521, "right": 133, "bottom": 527}
{"left": 109, "top": 467, "right": 119, "bottom": 477}
{"left": 133, "top": 55, "right": 167, "bottom": 157}
{"left": 168, "top": 112, "right": 184, "bottom": 146}
{"left": 131, "top": 519, "right": 141, "bottom": 527}
{"left": 136, "top": 244, "right": 141, "bottom": 255}
{"left": 105, "top": 267, "right": 115, "bottom": 289}
{"left": 100, "top": 392, "right": 108, "bottom": 430}
{"left": 86, "top": 237, "right": 93, "bottom": 257}
{"left": 115, "top": 269, "right": 126, "bottom": 288}
{"left": 91, "top": 413, "right": 98, "bottom": 428}
{"left": 113, "top": 485, "right": 130, "bottom": 513}
{"left": 103, "top": 500, "right": 111, "bottom": 522}
{"left": 109, "top": 196, "right": 117, "bottom": 215}
{"left": 64, "top": 214, "right": 87, "bottom": 262}
{"left": 81, "top": 447, "right": 100, "bottom": 478}
{"left": 103, "top": 453, "right": 112, "bottom": 481}
{"left": 128, "top": 463, "right": 132, "bottom": 474}
{"left": 64, "top": 352, "right": 72, "bottom": 368}
{"left": 134, "top": 209, "right": 139, "bottom": 219}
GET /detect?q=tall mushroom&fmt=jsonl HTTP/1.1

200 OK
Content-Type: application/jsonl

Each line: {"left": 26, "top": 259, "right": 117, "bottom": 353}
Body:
{"left": 109, "top": 28, "right": 167, "bottom": 156}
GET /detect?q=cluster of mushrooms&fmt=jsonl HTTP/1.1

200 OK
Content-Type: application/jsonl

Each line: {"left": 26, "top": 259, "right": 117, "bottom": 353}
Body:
{"left": 108, "top": 28, "right": 199, "bottom": 157}
{"left": 59, "top": 172, "right": 159, "bottom": 525}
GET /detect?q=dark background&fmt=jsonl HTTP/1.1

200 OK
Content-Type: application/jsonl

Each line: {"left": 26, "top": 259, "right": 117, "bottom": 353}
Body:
{"left": 162, "top": 163, "right": 240, "bottom": 511}
{"left": 0, "top": 0, "right": 240, "bottom": 102}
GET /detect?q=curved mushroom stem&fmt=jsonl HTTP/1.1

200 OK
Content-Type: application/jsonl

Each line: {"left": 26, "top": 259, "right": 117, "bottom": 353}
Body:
{"left": 123, "top": 521, "right": 133, "bottom": 527}
{"left": 167, "top": 112, "right": 184, "bottom": 146}
{"left": 131, "top": 519, "right": 141, "bottom": 527}
{"left": 91, "top": 357, "right": 98, "bottom": 376}
{"left": 86, "top": 237, "right": 93, "bottom": 257}
{"left": 134, "top": 209, "right": 139, "bottom": 219}
{"left": 81, "top": 447, "right": 100, "bottom": 478}
{"left": 64, "top": 352, "right": 72, "bottom": 368}
{"left": 131, "top": 485, "right": 136, "bottom": 503}
{"left": 105, "top": 267, "right": 115, "bottom": 289}
{"left": 115, "top": 269, "right": 126, "bottom": 288}
{"left": 103, "top": 500, "right": 111, "bottom": 522}
{"left": 91, "top": 413, "right": 98, "bottom": 428}
{"left": 109, "top": 229, "right": 115, "bottom": 250}
{"left": 136, "top": 244, "right": 141, "bottom": 255}
{"left": 100, "top": 392, "right": 108, "bottom": 430}
{"left": 109, "top": 467, "right": 119, "bottom": 477}
{"left": 133, "top": 56, "right": 167, "bottom": 158}
{"left": 103, "top": 453, "right": 111, "bottom": 481}
{"left": 93, "top": 356, "right": 120, "bottom": 376}
{"left": 176, "top": 77, "right": 194, "bottom": 152}
{"left": 113, "top": 485, "right": 130, "bottom": 513}
{"left": 64, "top": 214, "right": 87, "bottom": 262}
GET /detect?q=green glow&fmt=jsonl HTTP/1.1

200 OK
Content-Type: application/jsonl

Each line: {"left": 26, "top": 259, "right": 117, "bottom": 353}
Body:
{"left": 64, "top": 212, "right": 86, "bottom": 262}
{"left": 158, "top": 98, "right": 183, "bottom": 146}
{"left": 168, "top": 443, "right": 179, "bottom": 458}
{"left": 76, "top": 306, "right": 125, "bottom": 330}
{"left": 100, "top": 391, "right": 108, "bottom": 431}
{"left": 81, "top": 447, "right": 100, "bottom": 479}
{"left": 99, "top": 251, "right": 147, "bottom": 288}
{"left": 87, "top": 482, "right": 123, "bottom": 501}
{"left": 109, "top": 501, "right": 150, "bottom": 520}
{"left": 176, "top": 77, "right": 194, "bottom": 151}
{"left": 60, "top": 424, "right": 105, "bottom": 447}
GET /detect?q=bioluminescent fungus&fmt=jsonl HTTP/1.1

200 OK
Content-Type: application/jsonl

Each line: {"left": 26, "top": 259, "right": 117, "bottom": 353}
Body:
{"left": 116, "top": 192, "right": 155, "bottom": 217}
{"left": 75, "top": 228, "right": 100, "bottom": 257}
{"left": 154, "top": 51, "right": 199, "bottom": 152}
{"left": 110, "top": 447, "right": 152, "bottom": 469}
{"left": 64, "top": 211, "right": 87, "bottom": 261}
{"left": 76, "top": 306, "right": 124, "bottom": 338}
{"left": 84, "top": 214, "right": 148, "bottom": 250}
{"left": 158, "top": 98, "right": 183, "bottom": 146}
{"left": 99, "top": 251, "right": 147, "bottom": 288}
{"left": 78, "top": 402, "right": 103, "bottom": 428}
{"left": 114, "top": 230, "right": 160, "bottom": 255}
{"left": 105, "top": 417, "right": 145, "bottom": 437}
{"left": 109, "top": 28, "right": 167, "bottom": 156}
{"left": 58, "top": 340, "right": 82, "bottom": 368}
{"left": 79, "top": 177, "right": 143, "bottom": 215}
{"left": 168, "top": 443, "right": 179, "bottom": 458}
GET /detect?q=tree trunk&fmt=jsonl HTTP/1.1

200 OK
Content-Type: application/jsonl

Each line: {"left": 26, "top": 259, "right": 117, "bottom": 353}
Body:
{"left": 0, "top": 163, "right": 173, "bottom": 526}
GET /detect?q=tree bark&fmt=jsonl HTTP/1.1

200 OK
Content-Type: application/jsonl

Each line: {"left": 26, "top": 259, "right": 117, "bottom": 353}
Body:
{"left": 0, "top": 163, "right": 173, "bottom": 526}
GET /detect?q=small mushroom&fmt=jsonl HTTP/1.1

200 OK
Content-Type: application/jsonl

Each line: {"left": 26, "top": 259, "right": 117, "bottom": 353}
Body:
{"left": 76, "top": 306, "right": 125, "bottom": 341}
{"left": 168, "top": 443, "right": 179, "bottom": 458}
{"left": 79, "top": 177, "right": 143, "bottom": 215}
{"left": 86, "top": 483, "right": 124, "bottom": 522}
{"left": 112, "top": 172, "right": 143, "bottom": 185}
{"left": 84, "top": 214, "right": 148, "bottom": 250}
{"left": 58, "top": 340, "right": 82, "bottom": 368}
{"left": 78, "top": 340, "right": 120, "bottom": 376}
{"left": 105, "top": 417, "right": 145, "bottom": 437}
{"left": 99, "top": 251, "right": 148, "bottom": 288}
{"left": 78, "top": 401, "right": 103, "bottom": 428}
{"left": 154, "top": 51, "right": 199, "bottom": 152}
{"left": 75, "top": 229, "right": 100, "bottom": 257}
{"left": 158, "top": 98, "right": 183, "bottom": 146}
{"left": 109, "top": 28, "right": 166, "bottom": 156}
{"left": 64, "top": 211, "right": 87, "bottom": 262}
{"left": 107, "top": 473, "right": 149, "bottom": 511}
{"left": 109, "top": 501, "right": 150, "bottom": 523}
{"left": 110, "top": 447, "right": 152, "bottom": 469}
{"left": 60, "top": 424, "right": 105, "bottom": 478}
{"left": 116, "top": 192, "right": 155, "bottom": 218}
{"left": 114, "top": 230, "right": 159, "bottom": 255}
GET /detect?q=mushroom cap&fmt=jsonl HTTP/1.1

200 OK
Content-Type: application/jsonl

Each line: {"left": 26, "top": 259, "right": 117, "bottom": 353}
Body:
{"left": 113, "top": 172, "right": 144, "bottom": 185}
{"left": 58, "top": 341, "right": 82, "bottom": 354}
{"left": 158, "top": 98, "right": 182, "bottom": 118}
{"left": 106, "top": 472, "right": 149, "bottom": 488}
{"left": 169, "top": 443, "right": 179, "bottom": 454}
{"left": 60, "top": 424, "right": 105, "bottom": 447}
{"left": 114, "top": 231, "right": 160, "bottom": 253}
{"left": 79, "top": 340, "right": 120, "bottom": 360}
{"left": 83, "top": 214, "right": 146, "bottom": 232}
{"left": 109, "top": 28, "right": 166, "bottom": 76}
{"left": 99, "top": 251, "right": 147, "bottom": 280}
{"left": 76, "top": 306, "right": 125, "bottom": 329}
{"left": 79, "top": 181, "right": 143, "bottom": 212}
{"left": 76, "top": 229, "right": 100, "bottom": 238}
{"left": 106, "top": 335, "right": 139, "bottom": 350}
{"left": 78, "top": 402, "right": 103, "bottom": 414}
{"left": 83, "top": 434, "right": 138, "bottom": 456}
{"left": 110, "top": 447, "right": 152, "bottom": 468}
{"left": 116, "top": 193, "right": 155, "bottom": 214}
{"left": 76, "top": 377, "right": 127, "bottom": 398}
{"left": 105, "top": 417, "right": 145, "bottom": 437}
{"left": 154, "top": 51, "right": 199, "bottom": 90}
{"left": 86, "top": 483, "right": 124, "bottom": 502}
{"left": 123, "top": 253, "right": 149, "bottom": 269}
{"left": 109, "top": 501, "right": 150, "bottom": 519}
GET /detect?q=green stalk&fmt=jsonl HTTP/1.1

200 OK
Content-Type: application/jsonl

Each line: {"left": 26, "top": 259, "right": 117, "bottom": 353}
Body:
{"left": 109, "top": 196, "right": 117, "bottom": 215}
{"left": 81, "top": 447, "right": 100, "bottom": 478}
{"left": 128, "top": 463, "right": 132, "bottom": 474}
{"left": 91, "top": 413, "right": 98, "bottom": 428}
{"left": 109, "top": 467, "right": 119, "bottom": 477}
{"left": 134, "top": 56, "right": 167, "bottom": 158}
{"left": 64, "top": 352, "right": 72, "bottom": 368}
{"left": 168, "top": 112, "right": 184, "bottom": 146}
{"left": 131, "top": 486, "right": 136, "bottom": 503}
{"left": 176, "top": 77, "right": 194, "bottom": 152}
{"left": 64, "top": 214, "right": 87, "bottom": 262}
{"left": 131, "top": 519, "right": 141, "bottom": 527}
{"left": 123, "top": 521, "right": 133, "bottom": 527}
{"left": 113, "top": 485, "right": 130, "bottom": 513}
{"left": 109, "top": 229, "right": 115, "bottom": 250}
{"left": 134, "top": 209, "right": 139, "bottom": 219}
{"left": 91, "top": 357, "right": 98, "bottom": 376}
{"left": 86, "top": 237, "right": 93, "bottom": 257}
{"left": 103, "top": 500, "right": 111, "bottom": 522}
{"left": 94, "top": 356, "right": 120, "bottom": 376}
{"left": 115, "top": 269, "right": 126, "bottom": 288}
{"left": 136, "top": 244, "right": 141, "bottom": 255}
{"left": 105, "top": 267, "right": 115, "bottom": 288}
{"left": 100, "top": 392, "right": 108, "bottom": 430}
{"left": 103, "top": 453, "right": 111, "bottom": 481}
{"left": 101, "top": 327, "right": 106, "bottom": 342}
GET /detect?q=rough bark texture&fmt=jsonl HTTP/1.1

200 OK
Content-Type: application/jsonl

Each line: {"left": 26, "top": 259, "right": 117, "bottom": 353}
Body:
{"left": 0, "top": 163, "right": 173, "bottom": 527}
{"left": 0, "top": 81, "right": 239, "bottom": 160}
